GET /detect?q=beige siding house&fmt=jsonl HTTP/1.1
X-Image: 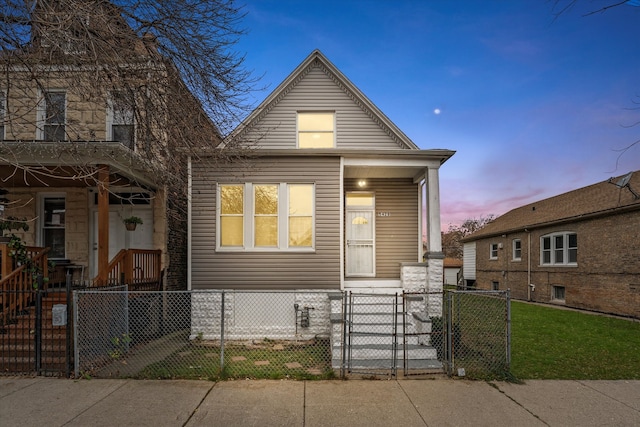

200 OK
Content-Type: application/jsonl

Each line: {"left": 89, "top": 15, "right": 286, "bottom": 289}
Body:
{"left": 189, "top": 50, "right": 454, "bottom": 294}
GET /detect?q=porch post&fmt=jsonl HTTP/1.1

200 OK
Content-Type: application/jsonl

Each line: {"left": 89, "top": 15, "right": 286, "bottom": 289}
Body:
{"left": 97, "top": 164, "right": 110, "bottom": 284}
{"left": 425, "top": 167, "right": 442, "bottom": 254}
{"left": 423, "top": 167, "right": 444, "bottom": 308}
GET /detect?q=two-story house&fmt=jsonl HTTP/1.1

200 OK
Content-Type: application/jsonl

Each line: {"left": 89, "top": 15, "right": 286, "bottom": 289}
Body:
{"left": 0, "top": 0, "right": 218, "bottom": 290}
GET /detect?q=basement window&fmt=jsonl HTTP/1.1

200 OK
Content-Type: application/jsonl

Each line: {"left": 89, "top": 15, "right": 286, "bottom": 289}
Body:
{"left": 552, "top": 285, "right": 566, "bottom": 302}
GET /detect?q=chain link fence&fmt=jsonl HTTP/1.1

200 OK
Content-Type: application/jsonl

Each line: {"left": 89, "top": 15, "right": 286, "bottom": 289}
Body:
{"left": 73, "top": 288, "right": 510, "bottom": 381}
{"left": 442, "top": 290, "right": 511, "bottom": 380}
{"left": 74, "top": 289, "right": 335, "bottom": 380}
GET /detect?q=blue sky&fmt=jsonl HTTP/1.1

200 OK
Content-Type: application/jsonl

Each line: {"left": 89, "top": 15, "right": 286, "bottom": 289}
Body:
{"left": 235, "top": 0, "right": 640, "bottom": 228}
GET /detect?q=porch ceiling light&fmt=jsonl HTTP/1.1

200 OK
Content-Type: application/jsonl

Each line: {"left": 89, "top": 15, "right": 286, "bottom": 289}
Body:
{"left": 357, "top": 180, "right": 367, "bottom": 188}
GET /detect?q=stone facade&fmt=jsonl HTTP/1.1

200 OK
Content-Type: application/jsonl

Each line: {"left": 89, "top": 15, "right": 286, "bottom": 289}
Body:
{"left": 190, "top": 291, "right": 332, "bottom": 341}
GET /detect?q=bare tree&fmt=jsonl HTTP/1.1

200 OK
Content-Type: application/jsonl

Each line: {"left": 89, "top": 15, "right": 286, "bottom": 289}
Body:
{"left": 441, "top": 215, "right": 495, "bottom": 259}
{"left": 0, "top": 0, "right": 257, "bottom": 190}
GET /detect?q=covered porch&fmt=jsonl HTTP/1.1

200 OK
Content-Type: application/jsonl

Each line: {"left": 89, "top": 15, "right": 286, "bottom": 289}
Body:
{"left": 341, "top": 150, "right": 450, "bottom": 294}
{"left": 0, "top": 142, "right": 165, "bottom": 290}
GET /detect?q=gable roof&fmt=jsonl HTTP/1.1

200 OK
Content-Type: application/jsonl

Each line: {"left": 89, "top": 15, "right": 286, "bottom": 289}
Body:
{"left": 224, "top": 49, "right": 420, "bottom": 150}
{"left": 464, "top": 170, "right": 640, "bottom": 241}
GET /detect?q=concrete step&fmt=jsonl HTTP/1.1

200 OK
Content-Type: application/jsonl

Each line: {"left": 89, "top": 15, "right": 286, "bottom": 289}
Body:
{"left": 333, "top": 343, "right": 438, "bottom": 360}
{"left": 341, "top": 358, "right": 443, "bottom": 371}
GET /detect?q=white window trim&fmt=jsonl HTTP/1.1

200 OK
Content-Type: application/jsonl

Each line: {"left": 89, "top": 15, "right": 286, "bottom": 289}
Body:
{"left": 489, "top": 243, "right": 498, "bottom": 260}
{"left": 106, "top": 93, "right": 135, "bottom": 145}
{"left": 36, "top": 89, "right": 66, "bottom": 141}
{"left": 296, "top": 111, "right": 336, "bottom": 149}
{"left": 38, "top": 192, "right": 66, "bottom": 260}
{"left": 551, "top": 285, "right": 566, "bottom": 302}
{"left": 216, "top": 182, "right": 315, "bottom": 252}
{"left": 512, "top": 239, "right": 522, "bottom": 261}
{"left": 540, "top": 232, "right": 578, "bottom": 266}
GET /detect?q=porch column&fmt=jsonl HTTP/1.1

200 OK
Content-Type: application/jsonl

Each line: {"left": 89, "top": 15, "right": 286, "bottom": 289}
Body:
{"left": 423, "top": 167, "right": 444, "bottom": 308}
{"left": 425, "top": 167, "right": 442, "bottom": 255}
{"left": 97, "top": 164, "right": 110, "bottom": 284}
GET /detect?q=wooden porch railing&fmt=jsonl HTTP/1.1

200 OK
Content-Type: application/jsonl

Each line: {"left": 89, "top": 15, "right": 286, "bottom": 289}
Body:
{"left": 0, "top": 244, "right": 49, "bottom": 326}
{"left": 95, "top": 249, "right": 162, "bottom": 291}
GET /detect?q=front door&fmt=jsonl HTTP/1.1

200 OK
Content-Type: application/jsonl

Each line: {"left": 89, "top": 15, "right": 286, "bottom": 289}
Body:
{"left": 91, "top": 209, "right": 153, "bottom": 278}
{"left": 346, "top": 192, "right": 375, "bottom": 277}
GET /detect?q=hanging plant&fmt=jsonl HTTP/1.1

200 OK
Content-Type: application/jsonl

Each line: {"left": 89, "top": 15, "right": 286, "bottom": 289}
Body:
{"left": 123, "top": 216, "right": 143, "bottom": 231}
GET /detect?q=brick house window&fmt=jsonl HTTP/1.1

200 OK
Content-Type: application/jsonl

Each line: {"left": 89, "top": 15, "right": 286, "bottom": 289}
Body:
{"left": 552, "top": 285, "right": 565, "bottom": 302}
{"left": 541, "top": 232, "right": 577, "bottom": 266}
{"left": 490, "top": 243, "right": 499, "bottom": 259}
{"left": 491, "top": 281, "right": 499, "bottom": 291}
{"left": 512, "top": 239, "right": 521, "bottom": 261}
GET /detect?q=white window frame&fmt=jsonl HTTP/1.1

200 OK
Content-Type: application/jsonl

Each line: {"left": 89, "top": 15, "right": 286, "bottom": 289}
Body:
{"left": 39, "top": 193, "right": 66, "bottom": 260}
{"left": 37, "top": 90, "right": 66, "bottom": 141}
{"left": 512, "top": 239, "right": 522, "bottom": 261}
{"left": 217, "top": 182, "right": 315, "bottom": 252}
{"left": 541, "top": 232, "right": 577, "bottom": 266}
{"left": 297, "top": 111, "right": 336, "bottom": 148}
{"left": 489, "top": 243, "right": 498, "bottom": 260}
{"left": 107, "top": 92, "right": 135, "bottom": 148}
{"left": 552, "top": 285, "right": 566, "bottom": 302}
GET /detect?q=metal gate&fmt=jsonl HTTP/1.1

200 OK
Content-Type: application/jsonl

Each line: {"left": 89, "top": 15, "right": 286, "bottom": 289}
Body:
{"left": 0, "top": 275, "right": 73, "bottom": 377}
{"left": 340, "top": 289, "right": 510, "bottom": 379}
{"left": 341, "top": 292, "right": 400, "bottom": 377}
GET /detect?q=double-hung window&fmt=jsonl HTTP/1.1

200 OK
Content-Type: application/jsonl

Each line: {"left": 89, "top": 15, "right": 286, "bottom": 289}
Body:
{"left": 41, "top": 195, "right": 66, "bottom": 259}
{"left": 490, "top": 243, "right": 499, "bottom": 259}
{"left": 218, "top": 183, "right": 314, "bottom": 250}
{"left": 297, "top": 112, "right": 335, "bottom": 148}
{"left": 108, "top": 93, "right": 135, "bottom": 148}
{"left": 512, "top": 239, "right": 522, "bottom": 261}
{"left": 40, "top": 91, "right": 66, "bottom": 141}
{"left": 541, "top": 232, "right": 577, "bottom": 265}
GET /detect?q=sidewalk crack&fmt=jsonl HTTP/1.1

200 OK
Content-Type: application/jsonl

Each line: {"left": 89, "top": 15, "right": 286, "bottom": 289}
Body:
{"left": 490, "top": 382, "right": 550, "bottom": 426}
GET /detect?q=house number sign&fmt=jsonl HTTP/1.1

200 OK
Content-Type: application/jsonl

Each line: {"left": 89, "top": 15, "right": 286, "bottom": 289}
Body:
{"left": 377, "top": 212, "right": 391, "bottom": 217}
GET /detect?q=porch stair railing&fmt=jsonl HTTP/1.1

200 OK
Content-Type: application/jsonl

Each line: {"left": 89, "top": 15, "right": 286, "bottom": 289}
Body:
{"left": 95, "top": 249, "right": 162, "bottom": 290}
{"left": 0, "top": 244, "right": 49, "bottom": 327}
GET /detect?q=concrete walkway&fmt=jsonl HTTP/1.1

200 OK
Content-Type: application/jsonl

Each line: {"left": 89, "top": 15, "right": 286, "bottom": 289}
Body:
{"left": 1, "top": 377, "right": 639, "bottom": 426}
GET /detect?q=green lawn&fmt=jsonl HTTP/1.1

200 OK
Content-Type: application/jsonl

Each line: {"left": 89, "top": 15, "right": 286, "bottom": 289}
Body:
{"left": 511, "top": 301, "right": 640, "bottom": 380}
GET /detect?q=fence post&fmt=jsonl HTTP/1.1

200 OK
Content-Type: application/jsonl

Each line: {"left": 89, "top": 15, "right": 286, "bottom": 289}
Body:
{"left": 446, "top": 291, "right": 453, "bottom": 376}
{"left": 66, "top": 273, "right": 72, "bottom": 377}
{"left": 35, "top": 274, "right": 43, "bottom": 374}
{"left": 220, "top": 291, "right": 225, "bottom": 374}
{"left": 506, "top": 289, "right": 511, "bottom": 369}
{"left": 73, "top": 290, "right": 80, "bottom": 378}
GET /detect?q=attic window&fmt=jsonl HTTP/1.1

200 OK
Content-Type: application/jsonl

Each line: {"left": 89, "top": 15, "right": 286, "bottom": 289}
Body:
{"left": 297, "top": 112, "right": 335, "bottom": 148}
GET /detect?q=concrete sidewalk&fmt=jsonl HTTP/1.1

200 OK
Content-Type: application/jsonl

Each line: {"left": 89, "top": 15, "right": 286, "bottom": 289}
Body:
{"left": 1, "top": 377, "right": 639, "bottom": 427}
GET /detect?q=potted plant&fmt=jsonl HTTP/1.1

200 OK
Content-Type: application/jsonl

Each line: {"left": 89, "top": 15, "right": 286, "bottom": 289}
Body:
{"left": 123, "top": 215, "right": 143, "bottom": 231}
{"left": 0, "top": 216, "right": 29, "bottom": 243}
